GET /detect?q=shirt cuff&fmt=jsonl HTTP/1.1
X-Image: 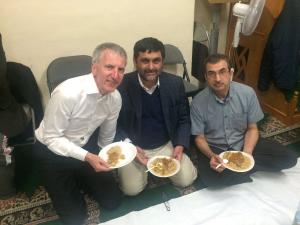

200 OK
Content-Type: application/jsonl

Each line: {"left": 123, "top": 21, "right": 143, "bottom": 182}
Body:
{"left": 71, "top": 146, "right": 88, "bottom": 161}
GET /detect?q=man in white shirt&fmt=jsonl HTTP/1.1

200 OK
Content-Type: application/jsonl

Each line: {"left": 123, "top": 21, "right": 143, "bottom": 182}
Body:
{"left": 35, "top": 43, "right": 127, "bottom": 225}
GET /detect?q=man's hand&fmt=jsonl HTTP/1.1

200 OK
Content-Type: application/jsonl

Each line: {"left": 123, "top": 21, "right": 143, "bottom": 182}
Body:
{"left": 85, "top": 152, "right": 111, "bottom": 172}
{"left": 135, "top": 146, "right": 149, "bottom": 166}
{"left": 172, "top": 145, "right": 184, "bottom": 161}
{"left": 210, "top": 154, "right": 225, "bottom": 173}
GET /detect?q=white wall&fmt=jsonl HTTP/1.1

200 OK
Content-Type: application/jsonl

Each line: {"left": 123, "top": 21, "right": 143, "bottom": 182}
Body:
{"left": 0, "top": 0, "right": 195, "bottom": 104}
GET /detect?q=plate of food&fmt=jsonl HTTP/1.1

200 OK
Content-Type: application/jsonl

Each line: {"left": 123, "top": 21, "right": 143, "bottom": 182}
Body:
{"left": 219, "top": 150, "right": 255, "bottom": 172}
{"left": 147, "top": 156, "right": 180, "bottom": 178}
{"left": 99, "top": 142, "right": 137, "bottom": 169}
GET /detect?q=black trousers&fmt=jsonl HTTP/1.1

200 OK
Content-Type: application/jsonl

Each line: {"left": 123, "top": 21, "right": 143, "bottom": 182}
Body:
{"left": 195, "top": 138, "right": 298, "bottom": 188}
{"left": 34, "top": 131, "right": 121, "bottom": 225}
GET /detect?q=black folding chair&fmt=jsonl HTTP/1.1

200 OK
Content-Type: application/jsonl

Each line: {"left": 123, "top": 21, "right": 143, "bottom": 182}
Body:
{"left": 47, "top": 55, "right": 92, "bottom": 94}
{"left": 164, "top": 44, "right": 205, "bottom": 98}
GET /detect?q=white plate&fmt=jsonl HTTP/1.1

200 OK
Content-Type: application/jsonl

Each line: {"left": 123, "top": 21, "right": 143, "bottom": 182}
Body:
{"left": 147, "top": 156, "right": 180, "bottom": 178}
{"left": 219, "top": 150, "right": 255, "bottom": 172}
{"left": 99, "top": 142, "right": 137, "bottom": 169}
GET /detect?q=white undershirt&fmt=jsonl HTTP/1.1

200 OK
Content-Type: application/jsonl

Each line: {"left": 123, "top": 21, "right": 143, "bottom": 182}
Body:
{"left": 138, "top": 74, "right": 160, "bottom": 94}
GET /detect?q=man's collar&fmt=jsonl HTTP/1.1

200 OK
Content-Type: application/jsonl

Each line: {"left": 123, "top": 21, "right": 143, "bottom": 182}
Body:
{"left": 137, "top": 73, "right": 160, "bottom": 94}
{"left": 210, "top": 82, "right": 234, "bottom": 104}
{"left": 85, "top": 73, "right": 105, "bottom": 99}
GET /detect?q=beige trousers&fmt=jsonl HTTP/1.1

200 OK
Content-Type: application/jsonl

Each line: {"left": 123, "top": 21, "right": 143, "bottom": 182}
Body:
{"left": 118, "top": 141, "right": 198, "bottom": 196}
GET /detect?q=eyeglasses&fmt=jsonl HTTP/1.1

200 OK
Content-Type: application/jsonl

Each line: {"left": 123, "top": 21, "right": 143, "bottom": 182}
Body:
{"left": 206, "top": 69, "right": 230, "bottom": 79}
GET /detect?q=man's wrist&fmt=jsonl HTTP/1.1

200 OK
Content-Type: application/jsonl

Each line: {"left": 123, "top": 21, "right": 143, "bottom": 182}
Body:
{"left": 243, "top": 149, "right": 253, "bottom": 155}
{"left": 208, "top": 152, "right": 217, "bottom": 159}
{"left": 84, "top": 152, "right": 92, "bottom": 162}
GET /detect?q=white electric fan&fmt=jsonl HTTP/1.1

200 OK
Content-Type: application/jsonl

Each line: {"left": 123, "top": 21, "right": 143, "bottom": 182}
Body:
{"left": 232, "top": 0, "right": 266, "bottom": 47}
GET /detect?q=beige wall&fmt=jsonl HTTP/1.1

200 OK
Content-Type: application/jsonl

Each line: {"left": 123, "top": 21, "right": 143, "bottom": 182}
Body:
{"left": 0, "top": 0, "right": 195, "bottom": 104}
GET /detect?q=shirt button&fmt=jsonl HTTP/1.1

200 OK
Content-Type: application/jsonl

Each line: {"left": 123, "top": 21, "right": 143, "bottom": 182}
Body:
{"left": 80, "top": 137, "right": 84, "bottom": 141}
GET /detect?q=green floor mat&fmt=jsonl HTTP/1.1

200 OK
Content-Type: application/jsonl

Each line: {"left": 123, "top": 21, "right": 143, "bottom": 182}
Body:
{"left": 100, "top": 179, "right": 202, "bottom": 223}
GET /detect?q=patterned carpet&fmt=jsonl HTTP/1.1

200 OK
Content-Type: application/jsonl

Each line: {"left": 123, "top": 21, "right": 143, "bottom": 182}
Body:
{"left": 258, "top": 115, "right": 300, "bottom": 145}
{"left": 1, "top": 115, "right": 300, "bottom": 225}
{"left": 0, "top": 186, "right": 100, "bottom": 225}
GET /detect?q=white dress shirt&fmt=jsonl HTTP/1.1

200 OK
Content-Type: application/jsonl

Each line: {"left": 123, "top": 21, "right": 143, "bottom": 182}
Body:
{"left": 35, "top": 74, "right": 122, "bottom": 161}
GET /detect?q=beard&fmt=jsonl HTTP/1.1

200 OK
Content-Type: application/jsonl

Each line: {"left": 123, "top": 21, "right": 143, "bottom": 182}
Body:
{"left": 139, "top": 68, "right": 161, "bottom": 82}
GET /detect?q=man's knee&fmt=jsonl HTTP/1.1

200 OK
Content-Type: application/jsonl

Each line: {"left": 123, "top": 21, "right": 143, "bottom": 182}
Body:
{"left": 120, "top": 181, "right": 146, "bottom": 196}
{"left": 282, "top": 150, "right": 298, "bottom": 169}
{"left": 118, "top": 163, "right": 147, "bottom": 196}
{"left": 171, "top": 155, "right": 198, "bottom": 187}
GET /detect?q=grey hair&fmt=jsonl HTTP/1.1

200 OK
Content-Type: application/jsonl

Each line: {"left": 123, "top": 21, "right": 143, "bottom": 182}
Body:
{"left": 92, "top": 42, "right": 127, "bottom": 64}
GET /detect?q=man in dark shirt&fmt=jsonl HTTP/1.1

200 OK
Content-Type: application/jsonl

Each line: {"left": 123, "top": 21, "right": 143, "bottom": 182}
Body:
{"left": 115, "top": 37, "right": 197, "bottom": 196}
